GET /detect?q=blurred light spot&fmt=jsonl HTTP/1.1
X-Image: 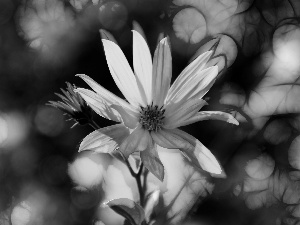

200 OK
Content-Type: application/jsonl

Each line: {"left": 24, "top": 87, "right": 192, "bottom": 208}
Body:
{"left": 173, "top": 8, "right": 206, "bottom": 44}
{"left": 275, "top": 39, "right": 300, "bottom": 72}
{"left": 69, "top": 0, "right": 89, "bottom": 10}
{"left": 264, "top": 119, "right": 291, "bottom": 145}
{"left": 99, "top": 160, "right": 135, "bottom": 225}
{"left": 11, "top": 191, "right": 47, "bottom": 225}
{"left": 17, "top": 0, "right": 75, "bottom": 63}
{"left": 68, "top": 153, "right": 104, "bottom": 188}
{"left": 71, "top": 186, "right": 100, "bottom": 209}
{"left": 40, "top": 155, "right": 67, "bottom": 185}
{"left": 98, "top": 1, "right": 128, "bottom": 30}
{"left": 94, "top": 221, "right": 105, "bottom": 225}
{"left": 273, "top": 25, "right": 300, "bottom": 73}
{"left": 0, "top": 112, "right": 29, "bottom": 148}
{"left": 172, "top": 0, "right": 241, "bottom": 45}
{"left": 11, "top": 201, "right": 31, "bottom": 225}
{"left": 0, "top": 115, "right": 8, "bottom": 146}
{"left": 245, "top": 154, "right": 275, "bottom": 180}
{"left": 102, "top": 161, "right": 134, "bottom": 201}
{"left": 34, "top": 106, "right": 65, "bottom": 136}
{"left": 233, "top": 185, "right": 241, "bottom": 196}
{"left": 93, "top": 0, "right": 101, "bottom": 4}
{"left": 289, "top": 135, "right": 300, "bottom": 170}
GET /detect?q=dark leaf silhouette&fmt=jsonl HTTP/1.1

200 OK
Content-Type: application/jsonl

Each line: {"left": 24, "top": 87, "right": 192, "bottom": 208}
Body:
{"left": 105, "top": 198, "right": 145, "bottom": 225}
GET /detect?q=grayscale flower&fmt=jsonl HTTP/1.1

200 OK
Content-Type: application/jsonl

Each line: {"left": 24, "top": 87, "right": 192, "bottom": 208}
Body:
{"left": 76, "top": 26, "right": 238, "bottom": 181}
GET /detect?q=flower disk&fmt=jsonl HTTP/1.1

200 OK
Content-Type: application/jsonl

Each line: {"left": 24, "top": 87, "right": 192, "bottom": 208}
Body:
{"left": 139, "top": 104, "right": 165, "bottom": 131}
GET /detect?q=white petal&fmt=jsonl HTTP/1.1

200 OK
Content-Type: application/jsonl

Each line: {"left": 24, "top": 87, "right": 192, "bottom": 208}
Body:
{"left": 132, "top": 30, "right": 153, "bottom": 104}
{"left": 79, "top": 124, "right": 130, "bottom": 153}
{"left": 174, "top": 111, "right": 239, "bottom": 127}
{"left": 151, "top": 129, "right": 191, "bottom": 149}
{"left": 75, "top": 88, "right": 122, "bottom": 122}
{"left": 152, "top": 37, "right": 172, "bottom": 107}
{"left": 166, "top": 66, "right": 218, "bottom": 105}
{"left": 119, "top": 127, "right": 151, "bottom": 158}
{"left": 111, "top": 104, "right": 139, "bottom": 129}
{"left": 151, "top": 129, "right": 222, "bottom": 174}
{"left": 163, "top": 98, "right": 207, "bottom": 129}
{"left": 76, "top": 74, "right": 138, "bottom": 113}
{"left": 166, "top": 50, "right": 213, "bottom": 101}
{"left": 172, "top": 129, "right": 222, "bottom": 174}
{"left": 102, "top": 39, "right": 147, "bottom": 107}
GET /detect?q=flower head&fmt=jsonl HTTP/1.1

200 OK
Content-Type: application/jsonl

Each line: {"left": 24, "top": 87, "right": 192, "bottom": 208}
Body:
{"left": 48, "top": 82, "right": 93, "bottom": 128}
{"left": 75, "top": 27, "right": 238, "bottom": 181}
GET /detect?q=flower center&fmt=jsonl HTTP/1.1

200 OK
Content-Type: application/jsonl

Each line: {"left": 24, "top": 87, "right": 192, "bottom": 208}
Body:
{"left": 139, "top": 103, "right": 165, "bottom": 131}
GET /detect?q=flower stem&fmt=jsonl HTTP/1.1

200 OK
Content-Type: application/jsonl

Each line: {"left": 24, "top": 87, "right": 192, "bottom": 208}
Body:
{"left": 125, "top": 159, "right": 145, "bottom": 207}
{"left": 137, "top": 163, "right": 144, "bottom": 207}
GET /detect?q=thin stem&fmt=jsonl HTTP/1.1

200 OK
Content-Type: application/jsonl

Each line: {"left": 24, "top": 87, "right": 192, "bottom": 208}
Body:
{"left": 125, "top": 159, "right": 145, "bottom": 207}
{"left": 8, "top": 198, "right": 13, "bottom": 225}
{"left": 136, "top": 163, "right": 144, "bottom": 207}
{"left": 125, "top": 159, "right": 136, "bottom": 177}
{"left": 142, "top": 169, "right": 149, "bottom": 196}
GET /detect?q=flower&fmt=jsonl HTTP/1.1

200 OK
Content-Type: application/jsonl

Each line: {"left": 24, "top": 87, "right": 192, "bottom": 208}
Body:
{"left": 48, "top": 82, "right": 93, "bottom": 128}
{"left": 75, "top": 27, "right": 238, "bottom": 181}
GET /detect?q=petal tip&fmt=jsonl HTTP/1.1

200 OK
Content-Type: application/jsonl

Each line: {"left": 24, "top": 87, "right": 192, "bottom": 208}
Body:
{"left": 228, "top": 117, "right": 239, "bottom": 125}
{"left": 211, "top": 169, "right": 227, "bottom": 178}
{"left": 99, "top": 29, "right": 117, "bottom": 44}
{"left": 101, "top": 39, "right": 115, "bottom": 46}
{"left": 159, "top": 37, "right": 168, "bottom": 46}
{"left": 131, "top": 29, "right": 148, "bottom": 43}
{"left": 206, "top": 164, "right": 223, "bottom": 175}
{"left": 75, "top": 74, "right": 86, "bottom": 78}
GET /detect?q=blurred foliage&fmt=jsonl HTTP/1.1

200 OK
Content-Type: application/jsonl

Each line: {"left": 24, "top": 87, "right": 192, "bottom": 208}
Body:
{"left": 1, "top": 0, "right": 300, "bottom": 224}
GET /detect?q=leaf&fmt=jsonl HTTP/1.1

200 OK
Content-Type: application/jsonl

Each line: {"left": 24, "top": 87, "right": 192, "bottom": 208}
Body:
{"left": 105, "top": 198, "right": 145, "bottom": 225}
{"left": 141, "top": 144, "right": 165, "bottom": 182}
{"left": 79, "top": 124, "right": 130, "bottom": 153}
